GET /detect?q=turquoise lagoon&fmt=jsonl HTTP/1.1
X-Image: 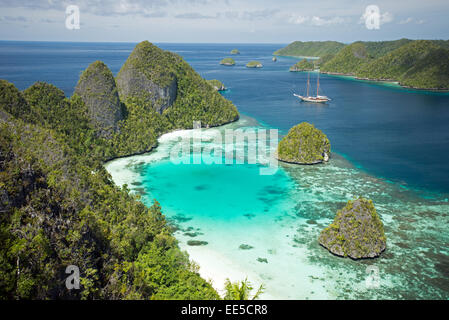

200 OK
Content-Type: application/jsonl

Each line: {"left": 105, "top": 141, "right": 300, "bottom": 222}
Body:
{"left": 106, "top": 115, "right": 449, "bottom": 300}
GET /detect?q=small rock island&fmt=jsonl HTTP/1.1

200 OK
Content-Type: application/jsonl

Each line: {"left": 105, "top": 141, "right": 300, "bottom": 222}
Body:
{"left": 246, "top": 61, "right": 263, "bottom": 68}
{"left": 319, "top": 198, "right": 387, "bottom": 259}
{"left": 272, "top": 57, "right": 277, "bottom": 62}
{"left": 230, "top": 49, "right": 240, "bottom": 55}
{"left": 289, "top": 59, "right": 314, "bottom": 72}
{"left": 220, "top": 58, "right": 236, "bottom": 66}
{"left": 277, "top": 122, "right": 330, "bottom": 164}
{"left": 207, "top": 79, "right": 226, "bottom": 91}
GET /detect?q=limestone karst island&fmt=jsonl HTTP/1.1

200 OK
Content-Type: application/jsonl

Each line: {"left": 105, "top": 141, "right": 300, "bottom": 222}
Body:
{"left": 1, "top": 0, "right": 449, "bottom": 309}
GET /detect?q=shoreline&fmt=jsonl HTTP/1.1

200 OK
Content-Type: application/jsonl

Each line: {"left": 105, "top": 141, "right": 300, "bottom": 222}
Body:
{"left": 273, "top": 53, "right": 320, "bottom": 60}
{"left": 103, "top": 115, "right": 239, "bottom": 163}
{"left": 178, "top": 243, "right": 276, "bottom": 299}
{"left": 104, "top": 115, "right": 449, "bottom": 300}
{"left": 320, "top": 71, "right": 449, "bottom": 92}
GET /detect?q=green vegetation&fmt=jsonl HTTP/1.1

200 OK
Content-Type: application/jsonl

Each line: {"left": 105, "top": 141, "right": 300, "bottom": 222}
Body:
{"left": 246, "top": 61, "right": 263, "bottom": 68}
{"left": 289, "top": 59, "right": 314, "bottom": 72}
{"left": 319, "top": 39, "right": 449, "bottom": 89}
{"left": 220, "top": 58, "right": 235, "bottom": 66}
{"left": 206, "top": 79, "right": 226, "bottom": 91}
{"left": 279, "top": 38, "right": 449, "bottom": 89}
{"left": 315, "top": 54, "right": 335, "bottom": 68}
{"left": 320, "top": 42, "right": 370, "bottom": 75}
{"left": 277, "top": 122, "right": 330, "bottom": 165}
{"left": 0, "top": 107, "right": 219, "bottom": 299}
{"left": 0, "top": 79, "right": 31, "bottom": 120}
{"left": 230, "top": 49, "right": 240, "bottom": 55}
{"left": 318, "top": 198, "right": 386, "bottom": 259}
{"left": 0, "top": 41, "right": 240, "bottom": 299}
{"left": 356, "top": 40, "right": 449, "bottom": 89}
{"left": 223, "top": 278, "right": 264, "bottom": 300}
{"left": 274, "top": 41, "right": 345, "bottom": 57}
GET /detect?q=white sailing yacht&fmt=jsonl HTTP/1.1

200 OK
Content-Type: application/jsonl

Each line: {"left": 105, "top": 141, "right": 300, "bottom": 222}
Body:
{"left": 294, "top": 72, "right": 331, "bottom": 103}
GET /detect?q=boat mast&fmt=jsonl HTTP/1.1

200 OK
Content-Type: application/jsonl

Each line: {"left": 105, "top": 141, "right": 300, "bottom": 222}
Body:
{"left": 317, "top": 72, "right": 319, "bottom": 97}
{"left": 306, "top": 72, "right": 310, "bottom": 97}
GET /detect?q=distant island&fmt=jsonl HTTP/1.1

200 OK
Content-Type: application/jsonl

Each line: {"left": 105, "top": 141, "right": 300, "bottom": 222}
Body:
{"left": 275, "top": 39, "right": 449, "bottom": 90}
{"left": 289, "top": 59, "right": 314, "bottom": 72}
{"left": 246, "top": 61, "right": 263, "bottom": 68}
{"left": 220, "top": 58, "right": 236, "bottom": 66}
{"left": 230, "top": 49, "right": 240, "bottom": 55}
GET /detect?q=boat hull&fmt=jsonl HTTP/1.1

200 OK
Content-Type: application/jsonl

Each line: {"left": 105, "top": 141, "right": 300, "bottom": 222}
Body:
{"left": 293, "top": 94, "right": 330, "bottom": 103}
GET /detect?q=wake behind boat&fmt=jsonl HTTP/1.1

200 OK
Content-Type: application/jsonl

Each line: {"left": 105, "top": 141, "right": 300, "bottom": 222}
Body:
{"left": 294, "top": 72, "right": 331, "bottom": 103}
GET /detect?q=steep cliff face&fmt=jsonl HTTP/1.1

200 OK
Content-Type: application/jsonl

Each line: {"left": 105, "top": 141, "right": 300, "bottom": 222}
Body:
{"left": 116, "top": 41, "right": 177, "bottom": 114}
{"left": 116, "top": 41, "right": 239, "bottom": 129}
{"left": 74, "top": 61, "right": 123, "bottom": 138}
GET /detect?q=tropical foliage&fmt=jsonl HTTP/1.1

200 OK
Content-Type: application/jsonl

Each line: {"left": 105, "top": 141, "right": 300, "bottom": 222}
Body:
{"left": 220, "top": 58, "right": 235, "bottom": 66}
{"left": 0, "top": 41, "right": 241, "bottom": 299}
{"left": 289, "top": 59, "right": 314, "bottom": 71}
{"left": 0, "top": 79, "right": 220, "bottom": 299}
{"left": 223, "top": 278, "right": 265, "bottom": 300}
{"left": 274, "top": 41, "right": 345, "bottom": 57}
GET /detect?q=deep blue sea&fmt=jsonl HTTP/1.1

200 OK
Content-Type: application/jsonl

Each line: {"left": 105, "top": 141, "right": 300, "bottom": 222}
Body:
{"left": 1, "top": 41, "right": 449, "bottom": 193}
{"left": 2, "top": 41, "right": 449, "bottom": 299}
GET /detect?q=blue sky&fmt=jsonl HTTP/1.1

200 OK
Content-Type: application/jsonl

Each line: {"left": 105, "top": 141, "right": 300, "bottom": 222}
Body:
{"left": 0, "top": 0, "right": 448, "bottom": 43}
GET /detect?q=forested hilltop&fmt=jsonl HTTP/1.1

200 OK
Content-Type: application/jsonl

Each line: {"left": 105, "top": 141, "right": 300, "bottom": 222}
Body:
{"left": 273, "top": 41, "right": 345, "bottom": 57}
{"left": 276, "top": 39, "right": 449, "bottom": 90}
{"left": 0, "top": 41, "right": 239, "bottom": 299}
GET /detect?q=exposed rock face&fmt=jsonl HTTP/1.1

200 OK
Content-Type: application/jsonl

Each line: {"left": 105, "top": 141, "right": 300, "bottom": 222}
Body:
{"left": 277, "top": 122, "right": 330, "bottom": 164}
{"left": 319, "top": 198, "right": 387, "bottom": 259}
{"left": 116, "top": 41, "right": 177, "bottom": 114}
{"left": 74, "top": 61, "right": 123, "bottom": 138}
{"left": 272, "top": 57, "right": 277, "bottom": 62}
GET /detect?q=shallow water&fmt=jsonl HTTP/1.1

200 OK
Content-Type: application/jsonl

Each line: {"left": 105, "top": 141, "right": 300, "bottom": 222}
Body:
{"left": 106, "top": 115, "right": 449, "bottom": 299}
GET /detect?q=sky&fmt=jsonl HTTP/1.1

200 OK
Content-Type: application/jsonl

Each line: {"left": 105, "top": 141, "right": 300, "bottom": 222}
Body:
{"left": 0, "top": 0, "right": 448, "bottom": 43}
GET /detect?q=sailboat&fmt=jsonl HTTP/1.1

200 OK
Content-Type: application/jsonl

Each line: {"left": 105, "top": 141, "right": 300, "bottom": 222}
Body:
{"left": 294, "top": 72, "right": 331, "bottom": 103}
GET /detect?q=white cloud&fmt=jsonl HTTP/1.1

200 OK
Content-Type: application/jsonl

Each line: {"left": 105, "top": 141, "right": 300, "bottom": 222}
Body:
{"left": 175, "top": 12, "right": 215, "bottom": 19}
{"left": 380, "top": 11, "right": 393, "bottom": 24}
{"left": 310, "top": 16, "right": 346, "bottom": 26}
{"left": 288, "top": 14, "right": 308, "bottom": 25}
{"left": 288, "top": 14, "right": 347, "bottom": 26}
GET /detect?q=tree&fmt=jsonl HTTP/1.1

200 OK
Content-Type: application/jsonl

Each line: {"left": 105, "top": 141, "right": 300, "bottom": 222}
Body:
{"left": 223, "top": 278, "right": 265, "bottom": 300}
